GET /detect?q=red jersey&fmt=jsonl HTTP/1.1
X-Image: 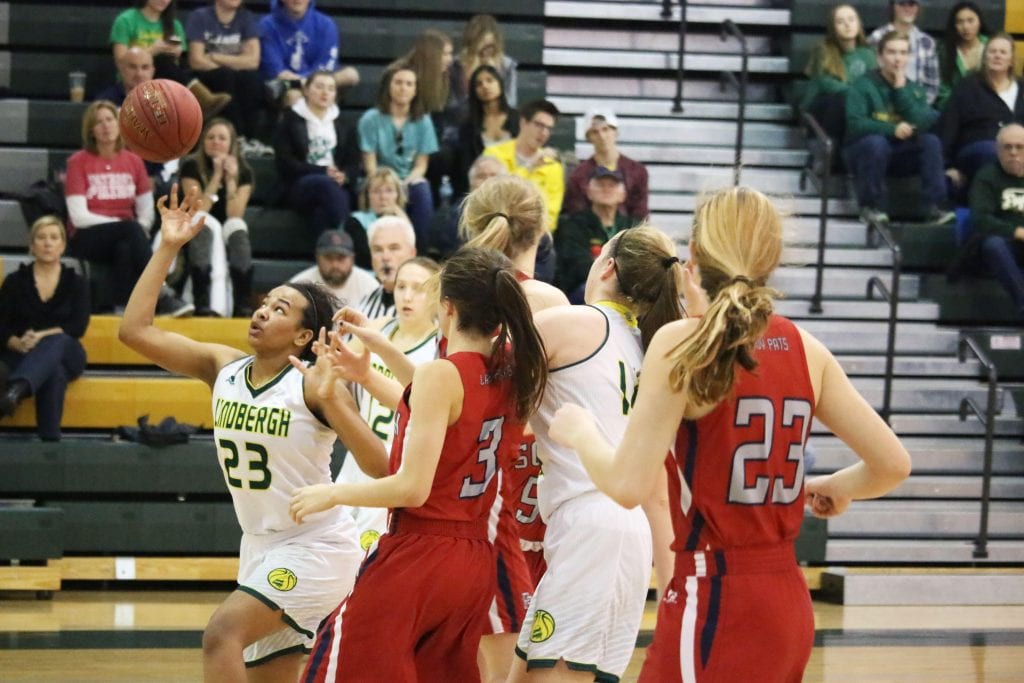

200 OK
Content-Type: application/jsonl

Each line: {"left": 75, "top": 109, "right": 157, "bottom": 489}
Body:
{"left": 667, "top": 315, "right": 814, "bottom": 552}
{"left": 388, "top": 351, "right": 525, "bottom": 525}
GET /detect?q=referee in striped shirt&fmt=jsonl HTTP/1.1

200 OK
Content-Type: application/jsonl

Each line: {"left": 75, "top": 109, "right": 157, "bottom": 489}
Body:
{"left": 358, "top": 215, "right": 418, "bottom": 320}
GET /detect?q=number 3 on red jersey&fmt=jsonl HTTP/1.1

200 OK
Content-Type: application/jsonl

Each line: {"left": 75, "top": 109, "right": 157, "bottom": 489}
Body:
{"left": 460, "top": 417, "right": 505, "bottom": 499}
{"left": 728, "top": 397, "right": 812, "bottom": 505}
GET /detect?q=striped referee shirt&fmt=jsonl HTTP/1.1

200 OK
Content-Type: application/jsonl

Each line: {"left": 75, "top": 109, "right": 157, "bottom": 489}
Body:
{"left": 358, "top": 286, "right": 395, "bottom": 320}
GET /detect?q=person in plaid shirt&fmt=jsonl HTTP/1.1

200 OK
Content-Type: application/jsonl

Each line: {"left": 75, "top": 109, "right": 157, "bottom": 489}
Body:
{"left": 868, "top": 0, "right": 940, "bottom": 105}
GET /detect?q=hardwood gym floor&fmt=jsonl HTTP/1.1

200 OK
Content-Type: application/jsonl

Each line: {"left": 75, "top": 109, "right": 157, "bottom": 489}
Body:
{"left": 1, "top": 590, "right": 1022, "bottom": 681}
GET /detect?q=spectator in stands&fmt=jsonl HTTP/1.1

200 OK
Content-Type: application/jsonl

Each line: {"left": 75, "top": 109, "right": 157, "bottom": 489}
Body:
{"left": 564, "top": 109, "right": 649, "bottom": 221}
{"left": 556, "top": 167, "right": 638, "bottom": 302}
{"left": 64, "top": 101, "right": 192, "bottom": 316}
{"left": 403, "top": 30, "right": 456, "bottom": 131}
{"left": 186, "top": 0, "right": 266, "bottom": 146}
{"left": 798, "top": 4, "right": 876, "bottom": 138}
{"left": 488, "top": 99, "right": 564, "bottom": 231}
{"left": 844, "top": 31, "right": 951, "bottom": 225}
{"left": 936, "top": 2, "right": 990, "bottom": 109}
{"left": 358, "top": 216, "right": 417, "bottom": 319}
{"left": 868, "top": 0, "right": 940, "bottom": 105}
{"left": 95, "top": 46, "right": 155, "bottom": 105}
{"left": 290, "top": 230, "right": 379, "bottom": 307}
{"left": 110, "top": 0, "right": 230, "bottom": 118}
{"left": 344, "top": 168, "right": 408, "bottom": 269}
{"left": 259, "top": 0, "right": 359, "bottom": 107}
{"left": 358, "top": 64, "right": 439, "bottom": 248}
{"left": 0, "top": 216, "right": 88, "bottom": 441}
{"left": 940, "top": 34, "right": 1023, "bottom": 197}
{"left": 178, "top": 118, "right": 254, "bottom": 317}
{"left": 966, "top": 123, "right": 1024, "bottom": 319}
{"left": 450, "top": 15, "right": 519, "bottom": 109}
{"left": 274, "top": 71, "right": 361, "bottom": 248}
{"left": 452, "top": 65, "right": 519, "bottom": 197}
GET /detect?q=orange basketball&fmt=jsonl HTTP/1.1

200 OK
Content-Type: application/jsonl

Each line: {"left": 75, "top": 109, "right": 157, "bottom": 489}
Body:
{"left": 118, "top": 79, "right": 202, "bottom": 163}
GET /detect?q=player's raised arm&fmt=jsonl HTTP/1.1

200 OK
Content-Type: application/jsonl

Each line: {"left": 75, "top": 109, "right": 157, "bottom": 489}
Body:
{"left": 118, "top": 185, "right": 244, "bottom": 385}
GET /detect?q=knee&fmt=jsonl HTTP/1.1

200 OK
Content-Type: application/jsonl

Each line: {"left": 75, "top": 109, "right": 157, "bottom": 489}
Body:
{"left": 201, "top": 618, "right": 242, "bottom": 659}
{"left": 918, "top": 133, "right": 942, "bottom": 155}
{"left": 223, "top": 217, "right": 248, "bottom": 241}
{"left": 980, "top": 235, "right": 1010, "bottom": 259}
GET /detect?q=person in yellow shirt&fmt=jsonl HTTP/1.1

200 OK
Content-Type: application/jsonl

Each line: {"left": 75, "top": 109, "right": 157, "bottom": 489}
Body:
{"left": 487, "top": 99, "right": 565, "bottom": 230}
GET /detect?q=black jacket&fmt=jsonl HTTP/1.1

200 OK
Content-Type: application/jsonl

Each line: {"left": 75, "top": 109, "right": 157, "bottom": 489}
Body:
{"left": 272, "top": 108, "right": 361, "bottom": 191}
{"left": 939, "top": 74, "right": 1024, "bottom": 165}
{"left": 0, "top": 263, "right": 90, "bottom": 344}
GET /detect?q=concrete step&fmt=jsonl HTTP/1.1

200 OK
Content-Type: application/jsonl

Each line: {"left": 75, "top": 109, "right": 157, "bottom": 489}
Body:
{"left": 652, "top": 213, "right": 867, "bottom": 245}
{"left": 0, "top": 147, "right": 50, "bottom": 194}
{"left": 888, "top": 475, "right": 1024, "bottom": 499}
{"left": 776, "top": 300, "right": 940, "bottom": 321}
{"left": 602, "top": 117, "right": 802, "bottom": 148}
{"left": 819, "top": 569, "right": 1024, "bottom": 605}
{"left": 544, "top": 47, "right": 790, "bottom": 74}
{"left": 831, "top": 355, "right": 983, "bottom": 377}
{"left": 550, "top": 96, "right": 795, "bottom": 121}
{"left": 649, "top": 165, "right": 810, "bottom": 195}
{"left": 783, "top": 245, "right": 892, "bottom": 267}
{"left": 546, "top": 28, "right": 774, "bottom": 55}
{"left": 769, "top": 269, "right": 921, "bottom": 301}
{"left": 801, "top": 321, "right": 958, "bottom": 355}
{"left": 648, "top": 193, "right": 860, "bottom": 217}
{"left": 580, "top": 143, "right": 807, "bottom": 168}
{"left": 545, "top": 1, "right": 791, "bottom": 26}
{"left": 885, "top": 414, "right": 1024, "bottom": 437}
{"left": 843, "top": 378, "right": 1010, "bottom": 414}
{"left": 546, "top": 74, "right": 778, "bottom": 102}
{"left": 810, "top": 436, "right": 1024, "bottom": 474}
{"left": 825, "top": 539, "right": 1024, "bottom": 563}
{"left": 827, "top": 500, "right": 1023, "bottom": 538}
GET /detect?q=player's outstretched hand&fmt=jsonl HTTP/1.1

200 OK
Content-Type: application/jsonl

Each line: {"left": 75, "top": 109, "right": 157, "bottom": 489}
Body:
{"left": 289, "top": 328, "right": 345, "bottom": 402}
{"left": 290, "top": 483, "right": 338, "bottom": 523}
{"left": 333, "top": 305, "right": 369, "bottom": 328}
{"left": 549, "top": 403, "right": 599, "bottom": 450}
{"left": 804, "top": 475, "right": 851, "bottom": 518}
{"left": 325, "top": 327, "right": 372, "bottom": 385}
{"left": 157, "top": 183, "right": 206, "bottom": 248}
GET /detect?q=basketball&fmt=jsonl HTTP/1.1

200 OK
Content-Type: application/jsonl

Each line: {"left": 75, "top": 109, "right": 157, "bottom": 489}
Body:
{"left": 118, "top": 79, "right": 202, "bottom": 163}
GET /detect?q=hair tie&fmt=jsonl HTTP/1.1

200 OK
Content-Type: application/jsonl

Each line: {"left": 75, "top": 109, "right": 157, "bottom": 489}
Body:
{"left": 730, "top": 275, "right": 755, "bottom": 287}
{"left": 662, "top": 256, "right": 679, "bottom": 269}
{"left": 490, "top": 212, "right": 511, "bottom": 223}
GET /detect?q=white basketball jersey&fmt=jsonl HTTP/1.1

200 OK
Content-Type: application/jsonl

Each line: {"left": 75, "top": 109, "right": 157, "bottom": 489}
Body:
{"left": 212, "top": 356, "right": 348, "bottom": 537}
{"left": 531, "top": 304, "right": 644, "bottom": 520}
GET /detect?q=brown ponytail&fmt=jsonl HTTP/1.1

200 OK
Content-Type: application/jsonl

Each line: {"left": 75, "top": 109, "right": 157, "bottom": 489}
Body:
{"left": 441, "top": 247, "right": 548, "bottom": 420}
{"left": 667, "top": 187, "right": 783, "bottom": 406}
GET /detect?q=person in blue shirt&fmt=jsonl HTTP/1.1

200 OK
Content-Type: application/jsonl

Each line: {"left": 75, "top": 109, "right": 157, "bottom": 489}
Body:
{"left": 358, "top": 63, "right": 439, "bottom": 249}
{"left": 259, "top": 0, "right": 359, "bottom": 106}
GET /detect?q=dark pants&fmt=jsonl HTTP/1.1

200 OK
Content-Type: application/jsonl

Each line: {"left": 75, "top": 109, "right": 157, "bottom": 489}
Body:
{"left": 288, "top": 174, "right": 352, "bottom": 239}
{"left": 405, "top": 180, "right": 434, "bottom": 250}
{"left": 153, "top": 53, "right": 192, "bottom": 86}
{"left": 980, "top": 235, "right": 1024, "bottom": 316}
{"left": 2, "top": 334, "right": 86, "bottom": 441}
{"left": 194, "top": 67, "right": 265, "bottom": 138}
{"left": 68, "top": 220, "right": 152, "bottom": 306}
{"left": 844, "top": 133, "right": 946, "bottom": 211}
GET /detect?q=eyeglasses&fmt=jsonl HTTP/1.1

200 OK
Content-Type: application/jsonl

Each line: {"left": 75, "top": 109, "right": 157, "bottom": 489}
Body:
{"left": 395, "top": 130, "right": 405, "bottom": 157}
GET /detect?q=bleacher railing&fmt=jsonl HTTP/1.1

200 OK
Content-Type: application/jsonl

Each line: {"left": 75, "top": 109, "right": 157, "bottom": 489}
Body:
{"left": 865, "top": 218, "right": 901, "bottom": 424}
{"left": 663, "top": 0, "right": 689, "bottom": 113}
{"left": 799, "top": 110, "right": 832, "bottom": 314}
{"left": 957, "top": 332, "right": 1000, "bottom": 560}
{"left": 718, "top": 20, "right": 748, "bottom": 186}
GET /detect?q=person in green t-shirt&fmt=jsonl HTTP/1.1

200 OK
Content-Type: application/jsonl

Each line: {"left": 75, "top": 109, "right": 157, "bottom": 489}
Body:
{"left": 800, "top": 3, "right": 876, "bottom": 139}
{"left": 109, "top": 1, "right": 229, "bottom": 118}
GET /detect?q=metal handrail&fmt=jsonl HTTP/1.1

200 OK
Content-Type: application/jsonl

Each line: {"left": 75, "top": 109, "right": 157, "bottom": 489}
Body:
{"left": 800, "top": 110, "right": 832, "bottom": 314}
{"left": 719, "top": 20, "right": 748, "bottom": 186}
{"left": 864, "top": 219, "right": 901, "bottom": 424}
{"left": 666, "top": 0, "right": 688, "bottom": 112}
{"left": 957, "top": 332, "right": 1000, "bottom": 559}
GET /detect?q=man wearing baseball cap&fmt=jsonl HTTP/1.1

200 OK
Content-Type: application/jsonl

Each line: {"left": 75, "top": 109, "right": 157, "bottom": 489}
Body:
{"left": 556, "top": 166, "right": 639, "bottom": 302}
{"left": 289, "top": 229, "right": 378, "bottom": 307}
{"left": 564, "top": 108, "right": 649, "bottom": 221}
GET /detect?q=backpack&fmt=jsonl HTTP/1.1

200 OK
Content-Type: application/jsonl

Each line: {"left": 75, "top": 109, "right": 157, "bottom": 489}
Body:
{"left": 15, "top": 179, "right": 68, "bottom": 226}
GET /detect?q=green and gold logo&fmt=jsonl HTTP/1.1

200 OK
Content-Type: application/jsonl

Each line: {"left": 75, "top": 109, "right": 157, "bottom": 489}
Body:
{"left": 267, "top": 567, "right": 297, "bottom": 592}
{"left": 530, "top": 610, "right": 556, "bottom": 643}
{"left": 359, "top": 530, "right": 381, "bottom": 551}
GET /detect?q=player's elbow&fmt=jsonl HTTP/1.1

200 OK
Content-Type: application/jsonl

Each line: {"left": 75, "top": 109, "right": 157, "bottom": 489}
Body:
{"left": 606, "top": 481, "right": 644, "bottom": 510}
{"left": 403, "top": 480, "right": 431, "bottom": 508}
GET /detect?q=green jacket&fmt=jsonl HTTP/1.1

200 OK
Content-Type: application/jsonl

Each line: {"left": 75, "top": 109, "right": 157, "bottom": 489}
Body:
{"left": 969, "top": 162, "right": 1024, "bottom": 240}
{"left": 845, "top": 70, "right": 937, "bottom": 143}
{"left": 799, "top": 45, "right": 876, "bottom": 112}
{"left": 554, "top": 210, "right": 635, "bottom": 295}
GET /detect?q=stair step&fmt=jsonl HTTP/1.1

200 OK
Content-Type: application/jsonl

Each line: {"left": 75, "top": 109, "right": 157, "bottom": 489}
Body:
{"left": 550, "top": 97, "right": 795, "bottom": 121}
{"left": 891, "top": 475, "right": 1024, "bottom": 499}
{"left": 582, "top": 143, "right": 807, "bottom": 167}
{"left": 603, "top": 118, "right": 802, "bottom": 148}
{"left": 769, "top": 269, "right": 921, "bottom": 301}
{"left": 653, "top": 213, "right": 868, "bottom": 245}
{"left": 783, "top": 245, "right": 892, "bottom": 267}
{"left": 831, "top": 354, "right": 982, "bottom": 376}
{"left": 843, "top": 378, "right": 1009, "bottom": 414}
{"left": 545, "top": 1, "right": 791, "bottom": 26}
{"left": 544, "top": 47, "right": 790, "bottom": 73}
{"left": 648, "top": 165, "right": 810, "bottom": 194}
{"left": 810, "top": 436, "right": 1024, "bottom": 473}
{"left": 819, "top": 569, "right": 1024, "bottom": 605}
{"left": 825, "top": 539, "right": 1024, "bottom": 563}
{"left": 546, "top": 28, "right": 774, "bottom": 55}
{"left": 547, "top": 74, "right": 778, "bottom": 102}
{"left": 885, "top": 414, "right": 1024, "bottom": 437}
{"left": 827, "top": 500, "right": 1023, "bottom": 537}
{"left": 776, "top": 300, "right": 940, "bottom": 321}
{"left": 649, "top": 193, "right": 860, "bottom": 216}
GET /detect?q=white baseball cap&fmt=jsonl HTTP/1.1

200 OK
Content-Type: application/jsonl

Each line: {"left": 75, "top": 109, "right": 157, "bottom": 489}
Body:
{"left": 583, "top": 108, "right": 620, "bottom": 132}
